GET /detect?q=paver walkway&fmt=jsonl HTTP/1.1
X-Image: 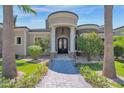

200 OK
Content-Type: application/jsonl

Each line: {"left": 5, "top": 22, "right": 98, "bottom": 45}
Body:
{"left": 36, "top": 56, "right": 91, "bottom": 88}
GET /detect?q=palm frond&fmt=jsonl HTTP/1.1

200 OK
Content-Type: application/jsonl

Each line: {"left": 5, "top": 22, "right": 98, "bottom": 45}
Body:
{"left": 18, "top": 5, "right": 36, "bottom": 15}
{"left": 13, "top": 15, "right": 17, "bottom": 27}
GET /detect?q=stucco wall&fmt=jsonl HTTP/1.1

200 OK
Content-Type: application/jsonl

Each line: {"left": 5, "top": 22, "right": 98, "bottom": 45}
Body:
{"left": 14, "top": 28, "right": 28, "bottom": 55}
{"left": 77, "top": 25, "right": 100, "bottom": 30}
{"left": 27, "top": 31, "right": 50, "bottom": 55}
{"left": 48, "top": 12, "right": 78, "bottom": 27}
{"left": 77, "top": 25, "right": 104, "bottom": 38}
{"left": 0, "top": 28, "right": 2, "bottom": 56}
{"left": 27, "top": 32, "right": 50, "bottom": 45}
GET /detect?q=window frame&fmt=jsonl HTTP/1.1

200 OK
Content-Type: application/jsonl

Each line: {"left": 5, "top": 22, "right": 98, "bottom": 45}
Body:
{"left": 15, "top": 36, "right": 22, "bottom": 45}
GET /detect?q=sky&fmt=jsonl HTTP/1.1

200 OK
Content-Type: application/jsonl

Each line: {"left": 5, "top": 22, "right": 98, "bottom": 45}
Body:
{"left": 0, "top": 5, "right": 124, "bottom": 29}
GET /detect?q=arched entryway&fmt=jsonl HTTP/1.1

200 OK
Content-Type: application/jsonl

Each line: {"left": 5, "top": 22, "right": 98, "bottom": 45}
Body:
{"left": 58, "top": 37, "right": 68, "bottom": 54}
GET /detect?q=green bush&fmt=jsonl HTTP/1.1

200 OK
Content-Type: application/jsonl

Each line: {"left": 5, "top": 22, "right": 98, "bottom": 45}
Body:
{"left": 80, "top": 66, "right": 110, "bottom": 88}
{"left": 114, "top": 46, "right": 124, "bottom": 59}
{"left": 0, "top": 63, "right": 48, "bottom": 88}
{"left": 77, "top": 32, "right": 103, "bottom": 61}
{"left": 113, "top": 36, "right": 124, "bottom": 59}
{"left": 80, "top": 66, "right": 92, "bottom": 75}
{"left": 28, "top": 45, "right": 42, "bottom": 59}
{"left": 15, "top": 54, "right": 24, "bottom": 59}
{"left": 35, "top": 38, "right": 49, "bottom": 52}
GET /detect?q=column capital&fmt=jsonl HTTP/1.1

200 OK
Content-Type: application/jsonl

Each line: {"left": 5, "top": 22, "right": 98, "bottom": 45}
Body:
{"left": 51, "top": 26, "right": 56, "bottom": 31}
{"left": 70, "top": 26, "right": 75, "bottom": 31}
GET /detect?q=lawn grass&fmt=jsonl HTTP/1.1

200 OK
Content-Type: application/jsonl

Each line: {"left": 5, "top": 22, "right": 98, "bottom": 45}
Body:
{"left": 0, "top": 59, "right": 41, "bottom": 76}
{"left": 76, "top": 61, "right": 124, "bottom": 88}
{"left": 110, "top": 82, "right": 124, "bottom": 88}
{"left": 16, "top": 60, "right": 40, "bottom": 75}
{"left": 115, "top": 61, "right": 124, "bottom": 77}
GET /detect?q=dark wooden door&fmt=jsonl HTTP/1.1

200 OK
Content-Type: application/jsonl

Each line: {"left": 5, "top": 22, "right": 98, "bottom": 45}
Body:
{"left": 58, "top": 38, "right": 68, "bottom": 53}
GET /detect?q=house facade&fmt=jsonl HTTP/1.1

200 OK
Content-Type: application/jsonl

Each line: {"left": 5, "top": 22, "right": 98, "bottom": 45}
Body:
{"left": 0, "top": 11, "right": 124, "bottom": 58}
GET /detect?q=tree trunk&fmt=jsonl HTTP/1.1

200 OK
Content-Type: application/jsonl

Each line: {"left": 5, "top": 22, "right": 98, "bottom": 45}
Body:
{"left": 102, "top": 5, "right": 116, "bottom": 78}
{"left": 2, "top": 5, "right": 17, "bottom": 79}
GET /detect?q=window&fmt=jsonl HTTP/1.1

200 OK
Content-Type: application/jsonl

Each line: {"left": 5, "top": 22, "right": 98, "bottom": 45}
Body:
{"left": 16, "top": 37, "right": 22, "bottom": 45}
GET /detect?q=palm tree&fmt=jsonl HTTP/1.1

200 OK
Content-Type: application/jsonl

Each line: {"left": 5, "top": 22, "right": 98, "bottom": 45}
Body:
{"left": 102, "top": 5, "right": 116, "bottom": 78}
{"left": 2, "top": 5, "right": 36, "bottom": 79}
{"left": 13, "top": 15, "right": 17, "bottom": 27}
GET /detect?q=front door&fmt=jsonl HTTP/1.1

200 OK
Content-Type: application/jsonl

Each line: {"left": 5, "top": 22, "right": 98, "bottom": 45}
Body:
{"left": 58, "top": 38, "right": 68, "bottom": 53}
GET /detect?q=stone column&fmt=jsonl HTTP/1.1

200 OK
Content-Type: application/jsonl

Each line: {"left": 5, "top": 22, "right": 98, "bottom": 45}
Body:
{"left": 69, "top": 26, "right": 76, "bottom": 58}
{"left": 50, "top": 26, "right": 56, "bottom": 58}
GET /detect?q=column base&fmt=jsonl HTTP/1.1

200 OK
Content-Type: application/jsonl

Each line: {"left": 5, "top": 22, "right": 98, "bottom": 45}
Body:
{"left": 69, "top": 51, "right": 76, "bottom": 59}
{"left": 50, "top": 51, "right": 57, "bottom": 59}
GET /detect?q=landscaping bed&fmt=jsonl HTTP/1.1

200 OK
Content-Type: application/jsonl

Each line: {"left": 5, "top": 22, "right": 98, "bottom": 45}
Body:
{"left": 76, "top": 61, "right": 124, "bottom": 88}
{"left": 0, "top": 59, "right": 48, "bottom": 88}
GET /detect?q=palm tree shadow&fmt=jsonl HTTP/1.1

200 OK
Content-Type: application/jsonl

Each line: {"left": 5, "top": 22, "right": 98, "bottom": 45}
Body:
{"left": 116, "top": 58, "right": 124, "bottom": 63}
{"left": 16, "top": 61, "right": 36, "bottom": 66}
{"left": 112, "top": 76, "right": 124, "bottom": 85}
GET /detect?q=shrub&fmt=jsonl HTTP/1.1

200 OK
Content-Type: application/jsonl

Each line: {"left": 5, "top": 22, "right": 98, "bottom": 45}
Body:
{"left": 28, "top": 45, "right": 42, "bottom": 60}
{"left": 80, "top": 66, "right": 92, "bottom": 75}
{"left": 0, "top": 63, "right": 48, "bottom": 88}
{"left": 15, "top": 54, "right": 24, "bottom": 59}
{"left": 35, "top": 38, "right": 49, "bottom": 52}
{"left": 80, "top": 66, "right": 110, "bottom": 88}
{"left": 114, "top": 46, "right": 124, "bottom": 59}
{"left": 14, "top": 63, "right": 48, "bottom": 88}
{"left": 113, "top": 36, "right": 124, "bottom": 59}
{"left": 77, "top": 32, "right": 103, "bottom": 61}
{"left": 43, "top": 60, "right": 49, "bottom": 66}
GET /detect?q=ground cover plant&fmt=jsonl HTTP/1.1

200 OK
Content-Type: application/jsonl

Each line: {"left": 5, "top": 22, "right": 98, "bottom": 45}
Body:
{"left": 0, "top": 59, "right": 48, "bottom": 88}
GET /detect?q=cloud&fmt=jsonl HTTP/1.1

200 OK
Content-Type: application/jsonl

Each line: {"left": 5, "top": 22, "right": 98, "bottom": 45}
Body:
{"left": 77, "top": 5, "right": 103, "bottom": 15}
{"left": 32, "top": 5, "right": 80, "bottom": 13}
{"left": 17, "top": 13, "right": 35, "bottom": 17}
{"left": 34, "top": 7, "right": 50, "bottom": 12}
{"left": 32, "top": 5, "right": 103, "bottom": 16}
{"left": 17, "top": 17, "right": 46, "bottom": 28}
{"left": 15, "top": 5, "right": 102, "bottom": 18}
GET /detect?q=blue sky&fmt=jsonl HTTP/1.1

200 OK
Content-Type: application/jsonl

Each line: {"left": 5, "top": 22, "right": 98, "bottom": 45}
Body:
{"left": 0, "top": 5, "right": 124, "bottom": 29}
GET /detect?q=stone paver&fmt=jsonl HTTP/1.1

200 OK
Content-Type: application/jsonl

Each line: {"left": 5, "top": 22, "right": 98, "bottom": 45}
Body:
{"left": 36, "top": 56, "right": 91, "bottom": 88}
{"left": 36, "top": 69, "right": 91, "bottom": 88}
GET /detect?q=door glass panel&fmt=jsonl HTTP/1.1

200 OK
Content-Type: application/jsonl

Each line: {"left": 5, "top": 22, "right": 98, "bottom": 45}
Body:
{"left": 64, "top": 39, "right": 67, "bottom": 49}
{"left": 59, "top": 39, "right": 62, "bottom": 49}
{"left": 58, "top": 38, "right": 68, "bottom": 53}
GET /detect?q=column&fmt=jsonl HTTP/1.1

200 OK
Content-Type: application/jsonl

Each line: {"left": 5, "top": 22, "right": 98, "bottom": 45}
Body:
{"left": 50, "top": 26, "right": 56, "bottom": 58}
{"left": 70, "top": 26, "right": 75, "bottom": 52}
{"left": 70, "top": 26, "right": 76, "bottom": 58}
